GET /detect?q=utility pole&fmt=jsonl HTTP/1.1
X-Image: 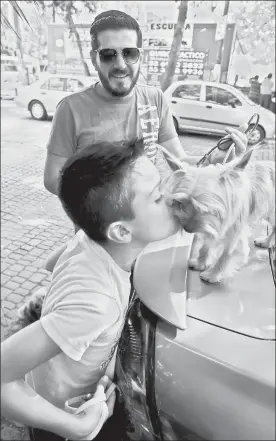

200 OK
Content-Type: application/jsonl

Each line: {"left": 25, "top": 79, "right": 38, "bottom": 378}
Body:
{"left": 216, "top": 0, "right": 230, "bottom": 83}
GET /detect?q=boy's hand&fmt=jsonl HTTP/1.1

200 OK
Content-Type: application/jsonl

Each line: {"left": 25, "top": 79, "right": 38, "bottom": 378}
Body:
{"left": 69, "top": 376, "right": 116, "bottom": 440}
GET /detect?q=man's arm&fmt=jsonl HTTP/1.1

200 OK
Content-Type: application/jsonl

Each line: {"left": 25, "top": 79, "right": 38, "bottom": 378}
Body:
{"left": 157, "top": 89, "right": 247, "bottom": 166}
{"left": 44, "top": 98, "right": 77, "bottom": 195}
{"left": 44, "top": 151, "right": 68, "bottom": 195}
{"left": 160, "top": 127, "right": 248, "bottom": 166}
{"left": 160, "top": 137, "right": 199, "bottom": 165}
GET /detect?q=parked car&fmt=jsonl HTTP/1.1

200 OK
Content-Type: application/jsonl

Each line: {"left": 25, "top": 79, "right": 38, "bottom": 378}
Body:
{"left": 116, "top": 226, "right": 275, "bottom": 440}
{"left": 14, "top": 73, "right": 97, "bottom": 120}
{"left": 164, "top": 80, "right": 275, "bottom": 145}
{"left": 1, "top": 63, "right": 20, "bottom": 100}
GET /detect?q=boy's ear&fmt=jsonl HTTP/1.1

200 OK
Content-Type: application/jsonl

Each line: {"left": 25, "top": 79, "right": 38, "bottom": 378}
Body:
{"left": 106, "top": 222, "right": 132, "bottom": 244}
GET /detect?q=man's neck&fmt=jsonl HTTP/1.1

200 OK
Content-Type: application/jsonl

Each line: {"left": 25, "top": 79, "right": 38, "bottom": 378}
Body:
{"left": 101, "top": 241, "right": 146, "bottom": 273}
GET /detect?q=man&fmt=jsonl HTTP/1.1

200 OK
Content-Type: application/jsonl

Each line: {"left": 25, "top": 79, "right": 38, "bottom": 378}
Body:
{"left": 1, "top": 140, "right": 180, "bottom": 441}
{"left": 43, "top": 9, "right": 247, "bottom": 270}
{"left": 260, "top": 73, "right": 274, "bottom": 110}
{"left": 248, "top": 75, "right": 261, "bottom": 104}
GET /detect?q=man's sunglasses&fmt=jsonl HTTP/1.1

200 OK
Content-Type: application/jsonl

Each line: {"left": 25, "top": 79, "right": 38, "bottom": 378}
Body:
{"left": 95, "top": 48, "right": 140, "bottom": 65}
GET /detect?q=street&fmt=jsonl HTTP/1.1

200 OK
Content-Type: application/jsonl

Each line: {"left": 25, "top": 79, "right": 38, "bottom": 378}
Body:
{"left": 0, "top": 100, "right": 274, "bottom": 440}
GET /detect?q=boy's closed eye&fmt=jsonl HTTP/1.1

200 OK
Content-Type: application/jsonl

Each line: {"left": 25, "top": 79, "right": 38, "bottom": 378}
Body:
{"left": 155, "top": 194, "right": 164, "bottom": 203}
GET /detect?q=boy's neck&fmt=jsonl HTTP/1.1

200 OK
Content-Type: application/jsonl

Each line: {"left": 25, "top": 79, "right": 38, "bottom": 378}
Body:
{"left": 101, "top": 241, "right": 146, "bottom": 273}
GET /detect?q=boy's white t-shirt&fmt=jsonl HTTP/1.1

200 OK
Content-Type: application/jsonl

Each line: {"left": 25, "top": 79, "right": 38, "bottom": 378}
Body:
{"left": 26, "top": 230, "right": 131, "bottom": 409}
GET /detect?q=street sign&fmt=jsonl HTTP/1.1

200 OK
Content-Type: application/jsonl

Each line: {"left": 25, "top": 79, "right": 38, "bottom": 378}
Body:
{"left": 145, "top": 48, "right": 208, "bottom": 86}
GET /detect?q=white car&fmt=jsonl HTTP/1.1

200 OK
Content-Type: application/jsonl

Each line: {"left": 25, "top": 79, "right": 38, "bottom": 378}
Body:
{"left": 164, "top": 80, "right": 275, "bottom": 144}
{"left": 1, "top": 64, "right": 20, "bottom": 100}
{"left": 14, "top": 73, "right": 97, "bottom": 120}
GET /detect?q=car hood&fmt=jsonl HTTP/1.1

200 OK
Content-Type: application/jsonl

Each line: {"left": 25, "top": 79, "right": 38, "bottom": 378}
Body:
{"left": 187, "top": 245, "right": 275, "bottom": 340}
{"left": 134, "top": 225, "right": 275, "bottom": 340}
{"left": 186, "top": 222, "right": 275, "bottom": 340}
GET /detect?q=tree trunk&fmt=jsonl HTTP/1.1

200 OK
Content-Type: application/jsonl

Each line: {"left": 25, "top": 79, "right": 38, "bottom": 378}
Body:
{"left": 13, "top": 6, "right": 29, "bottom": 84}
{"left": 160, "top": 0, "right": 188, "bottom": 92}
{"left": 67, "top": 13, "right": 91, "bottom": 77}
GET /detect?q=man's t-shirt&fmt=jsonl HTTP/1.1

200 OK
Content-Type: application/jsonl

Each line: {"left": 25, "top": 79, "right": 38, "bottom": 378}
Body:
{"left": 46, "top": 82, "right": 177, "bottom": 161}
{"left": 260, "top": 78, "right": 274, "bottom": 95}
{"left": 26, "top": 230, "right": 131, "bottom": 409}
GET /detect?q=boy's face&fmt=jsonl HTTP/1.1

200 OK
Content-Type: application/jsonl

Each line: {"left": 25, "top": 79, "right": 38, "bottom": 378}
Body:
{"left": 126, "top": 156, "right": 180, "bottom": 244}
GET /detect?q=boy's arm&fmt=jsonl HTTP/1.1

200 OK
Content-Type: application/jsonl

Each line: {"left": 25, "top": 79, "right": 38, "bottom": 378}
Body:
{"left": 1, "top": 321, "right": 104, "bottom": 440}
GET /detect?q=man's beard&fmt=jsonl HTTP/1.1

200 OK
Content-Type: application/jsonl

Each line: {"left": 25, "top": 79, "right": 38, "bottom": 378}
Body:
{"left": 98, "top": 66, "right": 140, "bottom": 97}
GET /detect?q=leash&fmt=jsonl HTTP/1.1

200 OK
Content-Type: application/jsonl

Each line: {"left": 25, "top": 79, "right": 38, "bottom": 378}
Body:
{"left": 196, "top": 113, "right": 260, "bottom": 167}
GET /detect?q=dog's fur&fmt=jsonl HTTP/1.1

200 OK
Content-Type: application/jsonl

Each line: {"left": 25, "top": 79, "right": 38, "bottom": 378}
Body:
{"left": 15, "top": 288, "right": 45, "bottom": 329}
{"left": 166, "top": 149, "right": 275, "bottom": 283}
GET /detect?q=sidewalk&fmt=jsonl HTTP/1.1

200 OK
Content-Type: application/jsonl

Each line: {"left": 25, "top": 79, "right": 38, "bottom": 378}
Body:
{"left": 1, "top": 121, "right": 275, "bottom": 439}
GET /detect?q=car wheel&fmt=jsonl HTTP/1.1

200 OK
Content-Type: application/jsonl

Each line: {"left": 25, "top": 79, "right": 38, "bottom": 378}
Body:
{"left": 173, "top": 117, "right": 179, "bottom": 133}
{"left": 247, "top": 125, "right": 265, "bottom": 145}
{"left": 29, "top": 100, "right": 47, "bottom": 121}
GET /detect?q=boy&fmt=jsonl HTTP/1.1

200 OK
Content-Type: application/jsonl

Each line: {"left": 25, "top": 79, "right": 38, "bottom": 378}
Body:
{"left": 1, "top": 140, "right": 179, "bottom": 440}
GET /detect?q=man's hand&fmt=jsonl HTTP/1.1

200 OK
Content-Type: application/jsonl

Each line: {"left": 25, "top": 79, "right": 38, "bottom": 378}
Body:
{"left": 209, "top": 127, "right": 248, "bottom": 165}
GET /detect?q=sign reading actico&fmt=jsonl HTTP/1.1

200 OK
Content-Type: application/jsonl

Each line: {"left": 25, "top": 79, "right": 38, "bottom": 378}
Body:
{"left": 145, "top": 48, "right": 208, "bottom": 86}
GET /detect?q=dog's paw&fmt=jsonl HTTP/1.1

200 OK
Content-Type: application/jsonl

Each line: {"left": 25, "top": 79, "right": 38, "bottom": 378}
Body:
{"left": 189, "top": 259, "right": 207, "bottom": 271}
{"left": 200, "top": 270, "right": 223, "bottom": 284}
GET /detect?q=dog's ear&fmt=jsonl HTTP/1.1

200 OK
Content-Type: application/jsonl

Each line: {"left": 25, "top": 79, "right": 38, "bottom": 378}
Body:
{"left": 233, "top": 148, "right": 254, "bottom": 170}
{"left": 171, "top": 192, "right": 189, "bottom": 203}
{"left": 191, "top": 198, "right": 209, "bottom": 213}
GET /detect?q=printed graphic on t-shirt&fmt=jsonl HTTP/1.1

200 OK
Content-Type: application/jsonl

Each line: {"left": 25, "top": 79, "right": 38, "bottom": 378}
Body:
{"left": 138, "top": 103, "right": 159, "bottom": 161}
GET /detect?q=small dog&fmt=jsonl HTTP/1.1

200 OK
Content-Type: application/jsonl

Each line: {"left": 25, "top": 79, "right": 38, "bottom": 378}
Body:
{"left": 166, "top": 148, "right": 275, "bottom": 283}
{"left": 15, "top": 288, "right": 45, "bottom": 329}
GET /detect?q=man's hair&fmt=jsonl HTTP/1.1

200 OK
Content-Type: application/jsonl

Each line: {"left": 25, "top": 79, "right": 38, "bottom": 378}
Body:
{"left": 268, "top": 73, "right": 272, "bottom": 79}
{"left": 58, "top": 140, "right": 144, "bottom": 242}
{"left": 90, "top": 10, "right": 142, "bottom": 51}
{"left": 254, "top": 75, "right": 259, "bottom": 80}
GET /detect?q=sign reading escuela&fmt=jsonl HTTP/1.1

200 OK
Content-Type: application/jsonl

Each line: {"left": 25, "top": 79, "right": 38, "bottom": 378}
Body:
{"left": 145, "top": 48, "right": 208, "bottom": 86}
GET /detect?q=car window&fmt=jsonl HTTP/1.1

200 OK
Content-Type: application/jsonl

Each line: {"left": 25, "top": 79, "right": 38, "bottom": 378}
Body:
{"left": 40, "top": 81, "right": 48, "bottom": 90}
{"left": 172, "top": 84, "right": 201, "bottom": 101}
{"left": 206, "top": 86, "right": 242, "bottom": 107}
{"left": 3, "top": 65, "right": 18, "bottom": 72}
{"left": 48, "top": 77, "right": 65, "bottom": 91}
{"left": 66, "top": 78, "right": 84, "bottom": 93}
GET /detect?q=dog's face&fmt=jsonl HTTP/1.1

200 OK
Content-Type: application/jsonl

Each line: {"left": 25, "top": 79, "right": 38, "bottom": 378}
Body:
{"left": 165, "top": 149, "right": 255, "bottom": 238}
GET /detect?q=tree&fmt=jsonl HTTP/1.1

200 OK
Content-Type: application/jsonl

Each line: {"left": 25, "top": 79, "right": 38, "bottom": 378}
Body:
{"left": 0, "top": 1, "right": 40, "bottom": 39}
{"left": 229, "top": 1, "right": 275, "bottom": 66}
{"left": 38, "top": 1, "right": 98, "bottom": 76}
{"left": 160, "top": 1, "right": 188, "bottom": 92}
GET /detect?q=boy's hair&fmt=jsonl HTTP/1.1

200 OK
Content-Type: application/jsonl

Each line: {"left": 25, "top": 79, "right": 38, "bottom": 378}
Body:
{"left": 58, "top": 140, "right": 144, "bottom": 242}
{"left": 268, "top": 73, "right": 272, "bottom": 79}
{"left": 90, "top": 10, "right": 142, "bottom": 51}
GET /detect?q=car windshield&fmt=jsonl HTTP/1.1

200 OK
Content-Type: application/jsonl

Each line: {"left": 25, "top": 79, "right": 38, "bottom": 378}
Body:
{"left": 228, "top": 86, "right": 256, "bottom": 106}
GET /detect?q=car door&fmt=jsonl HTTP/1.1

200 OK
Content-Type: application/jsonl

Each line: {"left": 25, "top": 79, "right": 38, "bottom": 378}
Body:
{"left": 170, "top": 83, "right": 206, "bottom": 131}
{"left": 64, "top": 77, "right": 86, "bottom": 94}
{"left": 200, "top": 85, "right": 247, "bottom": 133}
{"left": 39, "top": 77, "right": 67, "bottom": 113}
